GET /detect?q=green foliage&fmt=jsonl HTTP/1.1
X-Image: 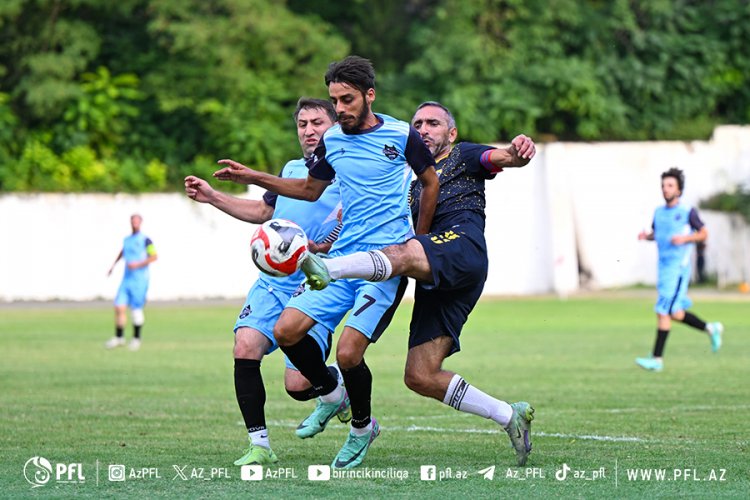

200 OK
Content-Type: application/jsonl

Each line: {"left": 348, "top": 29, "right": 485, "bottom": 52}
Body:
{"left": 387, "top": 0, "right": 749, "bottom": 142}
{"left": 0, "top": 0, "right": 348, "bottom": 192}
{"left": 0, "top": 92, "right": 18, "bottom": 182}
{"left": 700, "top": 187, "right": 750, "bottom": 224}
{"left": 1, "top": 0, "right": 749, "bottom": 192}
{"left": 0, "top": 140, "right": 169, "bottom": 193}
{"left": 59, "top": 66, "right": 144, "bottom": 154}
{"left": 6, "top": 139, "right": 66, "bottom": 191}
{"left": 139, "top": 0, "right": 348, "bottom": 172}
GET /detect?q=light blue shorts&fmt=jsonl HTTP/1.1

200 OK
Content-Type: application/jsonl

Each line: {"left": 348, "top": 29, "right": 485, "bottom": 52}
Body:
{"left": 114, "top": 279, "right": 149, "bottom": 309}
{"left": 655, "top": 263, "right": 693, "bottom": 315}
{"left": 234, "top": 280, "right": 332, "bottom": 369}
{"left": 286, "top": 276, "right": 407, "bottom": 342}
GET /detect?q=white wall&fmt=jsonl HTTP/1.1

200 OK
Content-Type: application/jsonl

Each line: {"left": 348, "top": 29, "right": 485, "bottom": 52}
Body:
{"left": 1, "top": 126, "right": 749, "bottom": 301}
{"left": 556, "top": 126, "right": 750, "bottom": 290}
{"left": 0, "top": 191, "right": 264, "bottom": 301}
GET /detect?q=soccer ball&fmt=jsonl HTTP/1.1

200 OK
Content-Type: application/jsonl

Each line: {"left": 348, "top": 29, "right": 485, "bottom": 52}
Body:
{"left": 250, "top": 219, "right": 309, "bottom": 277}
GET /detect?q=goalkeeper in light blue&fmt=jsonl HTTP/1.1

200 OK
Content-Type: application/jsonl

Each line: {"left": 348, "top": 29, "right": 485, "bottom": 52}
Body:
{"left": 635, "top": 168, "right": 723, "bottom": 372}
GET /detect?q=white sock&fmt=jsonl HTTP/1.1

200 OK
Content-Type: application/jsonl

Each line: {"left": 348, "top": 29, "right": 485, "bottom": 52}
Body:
{"left": 350, "top": 421, "right": 372, "bottom": 436}
{"left": 249, "top": 429, "right": 269, "bottom": 448}
{"left": 325, "top": 250, "right": 393, "bottom": 281}
{"left": 443, "top": 374, "right": 513, "bottom": 427}
{"left": 319, "top": 383, "right": 344, "bottom": 403}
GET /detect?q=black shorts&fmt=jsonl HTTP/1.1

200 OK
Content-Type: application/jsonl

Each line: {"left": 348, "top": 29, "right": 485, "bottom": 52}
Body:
{"left": 409, "top": 221, "right": 488, "bottom": 356}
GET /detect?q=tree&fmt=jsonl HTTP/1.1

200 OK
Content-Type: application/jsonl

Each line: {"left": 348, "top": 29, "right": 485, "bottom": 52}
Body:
{"left": 0, "top": 0, "right": 348, "bottom": 192}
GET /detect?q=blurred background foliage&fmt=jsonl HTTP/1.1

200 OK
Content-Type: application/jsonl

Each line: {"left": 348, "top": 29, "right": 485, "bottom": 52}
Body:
{"left": 700, "top": 186, "right": 750, "bottom": 224}
{"left": 0, "top": 0, "right": 749, "bottom": 195}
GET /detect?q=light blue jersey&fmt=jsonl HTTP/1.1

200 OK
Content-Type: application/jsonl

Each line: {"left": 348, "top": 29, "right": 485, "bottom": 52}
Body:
{"left": 234, "top": 157, "right": 341, "bottom": 363}
{"left": 257, "top": 158, "right": 341, "bottom": 296}
{"left": 308, "top": 113, "right": 435, "bottom": 255}
{"left": 115, "top": 232, "right": 155, "bottom": 309}
{"left": 652, "top": 202, "right": 704, "bottom": 314}
{"left": 122, "top": 232, "right": 154, "bottom": 284}
{"left": 288, "top": 114, "right": 433, "bottom": 341}
{"left": 653, "top": 202, "right": 703, "bottom": 270}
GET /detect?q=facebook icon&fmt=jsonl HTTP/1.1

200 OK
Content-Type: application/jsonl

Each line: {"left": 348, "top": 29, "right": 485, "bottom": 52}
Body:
{"left": 420, "top": 465, "right": 436, "bottom": 481}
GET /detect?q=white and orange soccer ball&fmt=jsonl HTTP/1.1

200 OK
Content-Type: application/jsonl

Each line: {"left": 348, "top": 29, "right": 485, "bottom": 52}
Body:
{"left": 250, "top": 219, "right": 309, "bottom": 277}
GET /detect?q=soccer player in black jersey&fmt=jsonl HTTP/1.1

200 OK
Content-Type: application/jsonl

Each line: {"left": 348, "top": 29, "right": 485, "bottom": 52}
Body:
{"left": 301, "top": 101, "right": 537, "bottom": 466}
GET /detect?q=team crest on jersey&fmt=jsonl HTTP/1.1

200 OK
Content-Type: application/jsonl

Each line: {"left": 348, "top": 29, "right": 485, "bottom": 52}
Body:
{"left": 382, "top": 144, "right": 399, "bottom": 160}
{"left": 239, "top": 305, "right": 251, "bottom": 319}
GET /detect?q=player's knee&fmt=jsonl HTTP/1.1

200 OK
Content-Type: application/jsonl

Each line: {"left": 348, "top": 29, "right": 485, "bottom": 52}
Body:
{"left": 383, "top": 242, "right": 414, "bottom": 275}
{"left": 233, "top": 329, "right": 268, "bottom": 358}
{"left": 233, "top": 341, "right": 265, "bottom": 359}
{"left": 388, "top": 239, "right": 430, "bottom": 280}
{"left": 403, "top": 368, "right": 431, "bottom": 396}
{"left": 336, "top": 344, "right": 363, "bottom": 370}
{"left": 272, "top": 320, "right": 297, "bottom": 347}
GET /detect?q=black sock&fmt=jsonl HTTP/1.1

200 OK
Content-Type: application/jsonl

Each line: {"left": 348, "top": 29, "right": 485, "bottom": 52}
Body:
{"left": 115, "top": 326, "right": 124, "bottom": 338}
{"left": 653, "top": 329, "right": 669, "bottom": 357}
{"left": 133, "top": 325, "right": 142, "bottom": 339}
{"left": 342, "top": 360, "right": 372, "bottom": 429}
{"left": 234, "top": 359, "right": 266, "bottom": 432}
{"left": 279, "top": 336, "right": 337, "bottom": 395}
{"left": 681, "top": 311, "right": 707, "bottom": 331}
{"left": 286, "top": 387, "right": 318, "bottom": 401}
{"left": 286, "top": 366, "right": 340, "bottom": 401}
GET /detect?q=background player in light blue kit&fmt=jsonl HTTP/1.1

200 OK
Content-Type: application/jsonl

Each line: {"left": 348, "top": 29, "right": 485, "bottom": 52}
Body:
{"left": 106, "top": 214, "right": 158, "bottom": 351}
{"left": 635, "top": 168, "right": 723, "bottom": 372}
{"left": 213, "top": 56, "right": 439, "bottom": 469}
{"left": 185, "top": 98, "right": 348, "bottom": 466}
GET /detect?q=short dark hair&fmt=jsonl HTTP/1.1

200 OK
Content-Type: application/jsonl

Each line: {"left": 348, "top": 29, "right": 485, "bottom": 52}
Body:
{"left": 414, "top": 101, "right": 456, "bottom": 129}
{"left": 293, "top": 97, "right": 337, "bottom": 123}
{"left": 324, "top": 55, "right": 375, "bottom": 95}
{"left": 661, "top": 167, "right": 685, "bottom": 192}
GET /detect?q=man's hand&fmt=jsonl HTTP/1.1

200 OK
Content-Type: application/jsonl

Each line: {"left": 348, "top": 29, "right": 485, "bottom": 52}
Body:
{"left": 308, "top": 240, "right": 332, "bottom": 254}
{"left": 638, "top": 230, "right": 651, "bottom": 241}
{"left": 671, "top": 235, "right": 689, "bottom": 245}
{"left": 214, "top": 159, "right": 258, "bottom": 185}
{"left": 510, "top": 134, "right": 536, "bottom": 164}
{"left": 184, "top": 175, "right": 215, "bottom": 203}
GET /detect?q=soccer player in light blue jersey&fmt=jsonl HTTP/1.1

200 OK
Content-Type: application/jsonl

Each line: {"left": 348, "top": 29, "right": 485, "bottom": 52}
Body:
{"left": 300, "top": 101, "right": 537, "bottom": 466}
{"left": 186, "top": 98, "right": 349, "bottom": 466}
{"left": 106, "top": 214, "right": 157, "bottom": 351}
{"left": 214, "top": 56, "right": 440, "bottom": 469}
{"left": 635, "top": 168, "right": 723, "bottom": 372}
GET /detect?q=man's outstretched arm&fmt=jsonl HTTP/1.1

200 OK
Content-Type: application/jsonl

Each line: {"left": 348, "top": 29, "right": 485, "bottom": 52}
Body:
{"left": 214, "top": 159, "right": 329, "bottom": 201}
{"left": 185, "top": 175, "right": 274, "bottom": 223}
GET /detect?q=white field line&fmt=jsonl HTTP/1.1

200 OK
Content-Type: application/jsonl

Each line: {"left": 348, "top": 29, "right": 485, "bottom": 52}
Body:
{"left": 262, "top": 420, "right": 648, "bottom": 443}
{"left": 569, "top": 404, "right": 750, "bottom": 414}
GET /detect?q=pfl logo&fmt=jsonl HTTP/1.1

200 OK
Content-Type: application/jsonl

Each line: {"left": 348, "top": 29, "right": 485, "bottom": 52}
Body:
{"left": 24, "top": 457, "right": 53, "bottom": 488}
{"left": 23, "top": 456, "right": 85, "bottom": 488}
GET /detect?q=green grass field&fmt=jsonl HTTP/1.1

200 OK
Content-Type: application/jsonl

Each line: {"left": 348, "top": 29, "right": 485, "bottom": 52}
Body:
{"left": 2, "top": 293, "right": 748, "bottom": 498}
